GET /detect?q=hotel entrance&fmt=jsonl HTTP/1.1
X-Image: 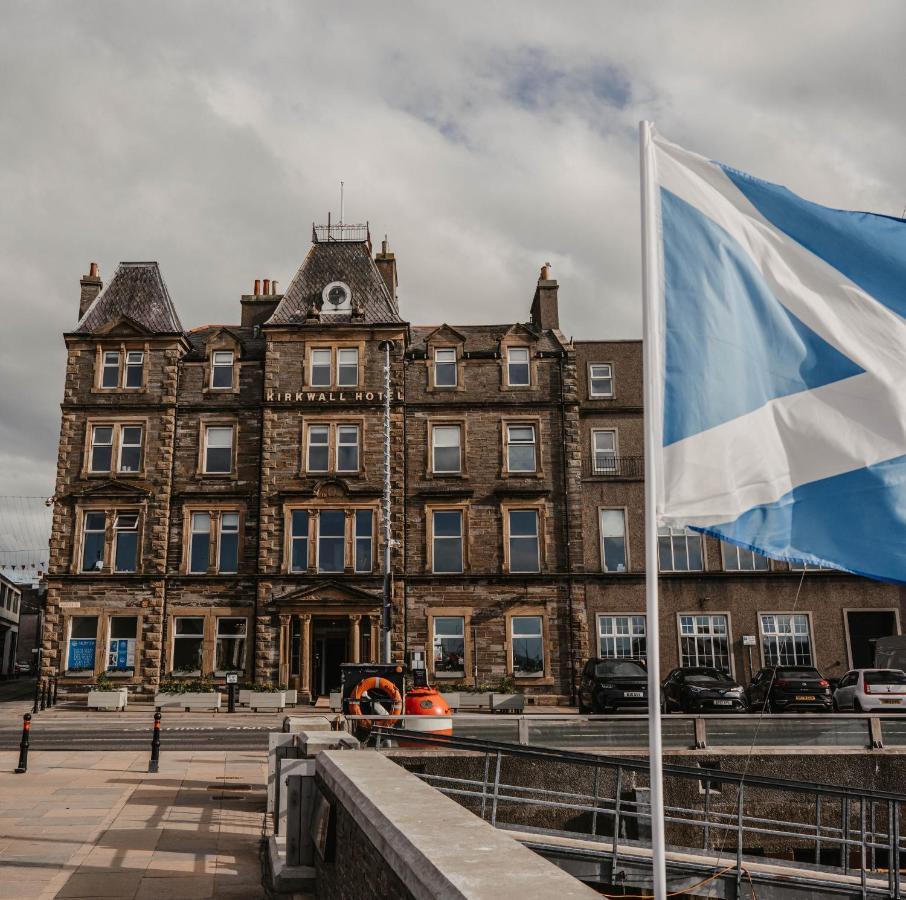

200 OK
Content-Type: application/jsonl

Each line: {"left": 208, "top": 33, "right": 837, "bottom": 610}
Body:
{"left": 313, "top": 618, "right": 348, "bottom": 696}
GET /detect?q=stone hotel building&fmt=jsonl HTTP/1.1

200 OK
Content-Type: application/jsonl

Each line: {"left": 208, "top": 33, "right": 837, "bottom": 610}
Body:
{"left": 42, "top": 224, "right": 904, "bottom": 702}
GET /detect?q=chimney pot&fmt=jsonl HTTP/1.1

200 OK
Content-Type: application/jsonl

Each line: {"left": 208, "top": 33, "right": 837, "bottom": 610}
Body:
{"left": 540, "top": 262, "right": 551, "bottom": 281}
{"left": 271, "top": 280, "right": 278, "bottom": 295}
{"left": 262, "top": 278, "right": 270, "bottom": 295}
{"left": 89, "top": 261, "right": 99, "bottom": 279}
{"left": 78, "top": 262, "right": 103, "bottom": 321}
{"left": 254, "top": 279, "right": 261, "bottom": 295}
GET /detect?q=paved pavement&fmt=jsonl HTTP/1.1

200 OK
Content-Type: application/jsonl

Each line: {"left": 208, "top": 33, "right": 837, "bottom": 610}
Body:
{"left": 0, "top": 749, "right": 272, "bottom": 899}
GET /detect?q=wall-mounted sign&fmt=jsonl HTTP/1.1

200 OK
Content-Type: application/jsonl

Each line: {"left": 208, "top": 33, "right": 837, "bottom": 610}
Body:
{"left": 742, "top": 635, "right": 757, "bottom": 646}
{"left": 68, "top": 638, "right": 96, "bottom": 670}
{"left": 266, "top": 389, "right": 403, "bottom": 404}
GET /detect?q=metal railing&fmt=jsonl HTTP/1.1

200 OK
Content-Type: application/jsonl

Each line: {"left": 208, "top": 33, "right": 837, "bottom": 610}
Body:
{"left": 373, "top": 727, "right": 906, "bottom": 898}
{"left": 583, "top": 455, "right": 644, "bottom": 478}
{"left": 312, "top": 223, "right": 369, "bottom": 243}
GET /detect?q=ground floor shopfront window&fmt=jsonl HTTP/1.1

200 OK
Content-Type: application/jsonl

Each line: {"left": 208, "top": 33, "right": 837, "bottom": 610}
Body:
{"left": 511, "top": 615, "right": 544, "bottom": 677}
{"left": 433, "top": 616, "right": 465, "bottom": 677}
{"left": 67, "top": 616, "right": 99, "bottom": 673}
{"left": 107, "top": 616, "right": 138, "bottom": 674}
{"left": 63, "top": 611, "right": 144, "bottom": 678}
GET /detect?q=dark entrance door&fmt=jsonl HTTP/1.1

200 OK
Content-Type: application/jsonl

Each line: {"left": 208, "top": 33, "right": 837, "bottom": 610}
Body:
{"left": 312, "top": 618, "right": 349, "bottom": 696}
{"left": 846, "top": 611, "right": 899, "bottom": 668}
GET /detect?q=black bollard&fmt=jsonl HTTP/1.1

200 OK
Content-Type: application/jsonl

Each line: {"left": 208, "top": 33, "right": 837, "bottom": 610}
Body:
{"left": 148, "top": 711, "right": 161, "bottom": 773}
{"left": 51, "top": 677, "right": 58, "bottom": 707}
{"left": 14, "top": 713, "right": 31, "bottom": 774}
{"left": 32, "top": 677, "right": 40, "bottom": 714}
{"left": 39, "top": 680, "right": 47, "bottom": 711}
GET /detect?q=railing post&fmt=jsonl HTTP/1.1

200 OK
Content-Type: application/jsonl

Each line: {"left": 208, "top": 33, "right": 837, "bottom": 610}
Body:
{"left": 703, "top": 778, "right": 711, "bottom": 850}
{"left": 32, "top": 676, "right": 40, "bottom": 714}
{"left": 860, "top": 798, "right": 868, "bottom": 900}
{"left": 611, "top": 767, "right": 623, "bottom": 867}
{"left": 39, "top": 680, "right": 47, "bottom": 711}
{"left": 51, "top": 677, "right": 58, "bottom": 707}
{"left": 889, "top": 801, "right": 896, "bottom": 899}
{"left": 843, "top": 797, "right": 851, "bottom": 876}
{"left": 815, "top": 792, "right": 822, "bottom": 866}
{"left": 479, "top": 751, "right": 490, "bottom": 820}
{"left": 893, "top": 799, "right": 901, "bottom": 900}
{"left": 591, "top": 766, "right": 600, "bottom": 836}
{"left": 736, "top": 783, "right": 745, "bottom": 893}
{"left": 490, "top": 751, "right": 502, "bottom": 827}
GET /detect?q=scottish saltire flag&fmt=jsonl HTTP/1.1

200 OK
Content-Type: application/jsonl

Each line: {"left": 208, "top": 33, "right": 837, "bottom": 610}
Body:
{"left": 647, "top": 128, "right": 906, "bottom": 583}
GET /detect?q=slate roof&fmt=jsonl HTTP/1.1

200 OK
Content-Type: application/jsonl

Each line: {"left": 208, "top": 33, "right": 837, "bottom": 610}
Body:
{"left": 184, "top": 325, "right": 266, "bottom": 362}
{"left": 75, "top": 262, "right": 183, "bottom": 335}
{"left": 409, "top": 324, "right": 564, "bottom": 355}
{"left": 266, "top": 241, "right": 404, "bottom": 326}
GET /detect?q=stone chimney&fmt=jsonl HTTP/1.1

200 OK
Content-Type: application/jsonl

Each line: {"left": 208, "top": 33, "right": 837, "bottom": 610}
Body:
{"left": 374, "top": 237, "right": 398, "bottom": 307}
{"left": 240, "top": 278, "right": 281, "bottom": 327}
{"left": 530, "top": 262, "right": 559, "bottom": 330}
{"left": 79, "top": 262, "right": 102, "bottom": 320}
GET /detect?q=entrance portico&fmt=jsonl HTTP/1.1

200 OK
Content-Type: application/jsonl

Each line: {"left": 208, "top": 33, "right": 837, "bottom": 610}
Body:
{"left": 273, "top": 581, "right": 381, "bottom": 701}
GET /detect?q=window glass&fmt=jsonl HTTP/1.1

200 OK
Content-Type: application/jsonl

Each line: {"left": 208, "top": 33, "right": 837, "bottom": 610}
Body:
{"left": 507, "top": 425, "right": 536, "bottom": 472}
{"left": 721, "top": 541, "right": 769, "bottom": 572}
{"left": 600, "top": 509, "right": 627, "bottom": 572}
{"left": 680, "top": 614, "right": 731, "bottom": 671}
{"left": 118, "top": 426, "right": 143, "bottom": 473}
{"left": 124, "top": 351, "right": 144, "bottom": 388}
{"left": 434, "top": 348, "right": 457, "bottom": 387}
{"left": 189, "top": 512, "right": 211, "bottom": 573}
{"left": 598, "top": 615, "right": 647, "bottom": 660}
{"left": 310, "top": 348, "right": 331, "bottom": 387}
{"left": 82, "top": 512, "right": 106, "bottom": 572}
{"left": 90, "top": 426, "right": 113, "bottom": 472}
{"left": 102, "top": 351, "right": 120, "bottom": 388}
{"left": 594, "top": 659, "right": 647, "bottom": 677}
{"left": 307, "top": 425, "right": 329, "bottom": 472}
{"left": 204, "top": 426, "right": 233, "bottom": 473}
{"left": 211, "top": 350, "right": 234, "bottom": 389}
{"left": 592, "top": 430, "right": 617, "bottom": 473}
{"left": 589, "top": 363, "right": 613, "bottom": 397}
{"left": 507, "top": 348, "right": 530, "bottom": 386}
{"left": 215, "top": 617, "right": 247, "bottom": 672}
{"left": 658, "top": 526, "right": 704, "bottom": 572}
{"left": 68, "top": 616, "right": 98, "bottom": 672}
{"left": 865, "top": 670, "right": 906, "bottom": 686}
{"left": 336, "top": 425, "right": 360, "bottom": 472}
{"left": 337, "top": 348, "right": 359, "bottom": 386}
{"left": 432, "top": 425, "right": 461, "bottom": 474}
{"left": 291, "top": 510, "right": 310, "bottom": 572}
{"left": 512, "top": 615, "right": 543, "bottom": 676}
{"left": 290, "top": 617, "right": 301, "bottom": 677}
{"left": 432, "top": 510, "right": 463, "bottom": 573}
{"left": 433, "top": 616, "right": 465, "bottom": 676}
{"left": 219, "top": 512, "right": 239, "bottom": 573}
{"left": 354, "top": 510, "right": 373, "bottom": 573}
{"left": 113, "top": 512, "right": 139, "bottom": 572}
{"left": 761, "top": 614, "right": 813, "bottom": 666}
{"left": 318, "top": 510, "right": 345, "bottom": 572}
{"left": 108, "top": 616, "right": 137, "bottom": 672}
{"left": 508, "top": 509, "right": 540, "bottom": 573}
{"left": 173, "top": 617, "right": 204, "bottom": 673}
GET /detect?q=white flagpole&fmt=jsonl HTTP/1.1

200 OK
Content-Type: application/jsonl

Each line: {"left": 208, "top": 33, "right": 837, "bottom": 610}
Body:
{"left": 639, "top": 119, "right": 667, "bottom": 899}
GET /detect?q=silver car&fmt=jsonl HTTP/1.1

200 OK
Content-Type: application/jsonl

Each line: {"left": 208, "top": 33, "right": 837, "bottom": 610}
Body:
{"left": 833, "top": 668, "right": 906, "bottom": 712}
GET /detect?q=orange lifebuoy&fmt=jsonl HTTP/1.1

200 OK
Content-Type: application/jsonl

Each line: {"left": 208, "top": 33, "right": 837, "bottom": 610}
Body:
{"left": 347, "top": 676, "right": 403, "bottom": 725}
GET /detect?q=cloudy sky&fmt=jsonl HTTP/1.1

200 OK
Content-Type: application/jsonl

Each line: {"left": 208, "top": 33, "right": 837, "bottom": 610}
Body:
{"left": 0, "top": 1, "right": 904, "bottom": 525}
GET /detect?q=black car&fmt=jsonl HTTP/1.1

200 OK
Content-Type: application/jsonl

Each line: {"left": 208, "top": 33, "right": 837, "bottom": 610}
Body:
{"left": 662, "top": 667, "right": 747, "bottom": 713}
{"left": 746, "top": 666, "right": 833, "bottom": 713}
{"left": 578, "top": 658, "right": 649, "bottom": 713}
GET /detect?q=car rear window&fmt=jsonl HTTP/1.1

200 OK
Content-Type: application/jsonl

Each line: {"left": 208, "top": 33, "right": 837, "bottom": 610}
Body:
{"left": 776, "top": 668, "right": 822, "bottom": 679}
{"left": 864, "top": 670, "right": 906, "bottom": 686}
{"left": 595, "top": 661, "right": 646, "bottom": 678}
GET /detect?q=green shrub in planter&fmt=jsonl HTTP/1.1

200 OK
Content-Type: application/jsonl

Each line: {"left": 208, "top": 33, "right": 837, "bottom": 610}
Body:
{"left": 438, "top": 676, "right": 517, "bottom": 694}
{"left": 158, "top": 676, "right": 217, "bottom": 694}
{"left": 251, "top": 681, "right": 283, "bottom": 693}
{"left": 91, "top": 673, "right": 122, "bottom": 692}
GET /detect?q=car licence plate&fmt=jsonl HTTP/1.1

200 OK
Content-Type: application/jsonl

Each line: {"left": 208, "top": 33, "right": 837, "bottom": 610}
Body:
{"left": 881, "top": 699, "right": 900, "bottom": 705}
{"left": 713, "top": 700, "right": 733, "bottom": 706}
{"left": 794, "top": 695, "right": 815, "bottom": 701}
{"left": 623, "top": 691, "right": 644, "bottom": 698}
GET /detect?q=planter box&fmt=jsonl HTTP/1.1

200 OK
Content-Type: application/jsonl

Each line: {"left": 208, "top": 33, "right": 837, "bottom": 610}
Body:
{"left": 88, "top": 689, "right": 128, "bottom": 711}
{"left": 251, "top": 691, "right": 286, "bottom": 712}
{"left": 491, "top": 693, "right": 524, "bottom": 713}
{"left": 154, "top": 692, "right": 222, "bottom": 711}
{"left": 438, "top": 691, "right": 461, "bottom": 710}
{"left": 329, "top": 691, "right": 342, "bottom": 711}
{"left": 457, "top": 693, "right": 491, "bottom": 709}
{"left": 238, "top": 690, "right": 252, "bottom": 706}
{"left": 284, "top": 689, "right": 298, "bottom": 706}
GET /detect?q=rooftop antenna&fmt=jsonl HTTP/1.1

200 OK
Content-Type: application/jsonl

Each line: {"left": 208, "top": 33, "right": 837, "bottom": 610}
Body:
{"left": 339, "top": 181, "right": 345, "bottom": 225}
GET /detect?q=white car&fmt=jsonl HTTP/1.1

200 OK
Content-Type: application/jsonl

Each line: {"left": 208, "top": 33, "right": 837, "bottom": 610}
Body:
{"left": 833, "top": 668, "right": 906, "bottom": 712}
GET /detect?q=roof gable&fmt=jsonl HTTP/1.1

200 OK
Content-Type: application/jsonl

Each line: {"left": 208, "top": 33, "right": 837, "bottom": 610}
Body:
{"left": 75, "top": 262, "right": 183, "bottom": 335}
{"left": 266, "top": 241, "right": 403, "bottom": 326}
{"left": 423, "top": 323, "right": 467, "bottom": 345}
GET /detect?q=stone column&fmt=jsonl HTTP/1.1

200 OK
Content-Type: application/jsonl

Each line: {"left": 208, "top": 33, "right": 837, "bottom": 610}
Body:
{"left": 370, "top": 618, "right": 379, "bottom": 664}
{"left": 278, "top": 615, "right": 291, "bottom": 687}
{"left": 300, "top": 614, "right": 313, "bottom": 699}
{"left": 349, "top": 615, "right": 361, "bottom": 664}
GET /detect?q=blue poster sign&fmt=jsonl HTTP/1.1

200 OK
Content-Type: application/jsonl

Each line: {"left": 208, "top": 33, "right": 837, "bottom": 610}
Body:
{"left": 68, "top": 639, "right": 96, "bottom": 670}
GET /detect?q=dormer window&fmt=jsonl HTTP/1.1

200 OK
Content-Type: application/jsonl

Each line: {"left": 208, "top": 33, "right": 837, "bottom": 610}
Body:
{"left": 211, "top": 351, "right": 234, "bottom": 389}
{"left": 434, "top": 348, "right": 457, "bottom": 387}
{"left": 507, "top": 348, "right": 531, "bottom": 386}
{"left": 124, "top": 351, "right": 144, "bottom": 388}
{"left": 102, "top": 351, "right": 120, "bottom": 388}
{"left": 100, "top": 349, "right": 144, "bottom": 389}
{"left": 322, "top": 281, "right": 352, "bottom": 312}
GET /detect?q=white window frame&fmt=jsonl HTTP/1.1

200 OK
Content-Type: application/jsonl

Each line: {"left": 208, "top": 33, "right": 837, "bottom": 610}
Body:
{"left": 511, "top": 615, "right": 544, "bottom": 678}
{"left": 506, "top": 423, "right": 536, "bottom": 473}
{"left": 433, "top": 347, "right": 457, "bottom": 387}
{"left": 310, "top": 348, "right": 332, "bottom": 387}
{"left": 597, "top": 614, "right": 647, "bottom": 661}
{"left": 203, "top": 425, "right": 234, "bottom": 474}
{"left": 599, "top": 507, "right": 628, "bottom": 572}
{"left": 721, "top": 541, "right": 770, "bottom": 572}
{"left": 117, "top": 425, "right": 144, "bottom": 473}
{"left": 658, "top": 526, "right": 704, "bottom": 572}
{"left": 112, "top": 512, "right": 139, "bottom": 573}
{"left": 124, "top": 350, "right": 144, "bottom": 388}
{"left": 89, "top": 425, "right": 114, "bottom": 473}
{"left": 588, "top": 362, "right": 614, "bottom": 398}
{"left": 432, "top": 615, "right": 465, "bottom": 678}
{"left": 591, "top": 429, "right": 618, "bottom": 473}
{"left": 678, "top": 613, "right": 734, "bottom": 675}
{"left": 432, "top": 509, "right": 464, "bottom": 574}
{"left": 758, "top": 612, "right": 815, "bottom": 668}
{"left": 431, "top": 424, "right": 462, "bottom": 474}
{"left": 211, "top": 350, "right": 234, "bottom": 389}
{"left": 218, "top": 511, "right": 240, "bottom": 574}
{"left": 306, "top": 424, "right": 330, "bottom": 473}
{"left": 507, "top": 508, "right": 540, "bottom": 573}
{"left": 189, "top": 511, "right": 211, "bottom": 574}
{"left": 172, "top": 616, "right": 205, "bottom": 675}
{"left": 101, "top": 351, "right": 121, "bottom": 388}
{"left": 506, "top": 347, "right": 531, "bottom": 387}
{"left": 81, "top": 511, "right": 107, "bottom": 572}
{"left": 337, "top": 348, "right": 359, "bottom": 387}
{"left": 336, "top": 425, "right": 360, "bottom": 473}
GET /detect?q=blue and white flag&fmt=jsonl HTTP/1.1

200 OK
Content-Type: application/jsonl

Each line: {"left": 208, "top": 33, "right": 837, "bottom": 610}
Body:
{"left": 647, "top": 128, "right": 906, "bottom": 583}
